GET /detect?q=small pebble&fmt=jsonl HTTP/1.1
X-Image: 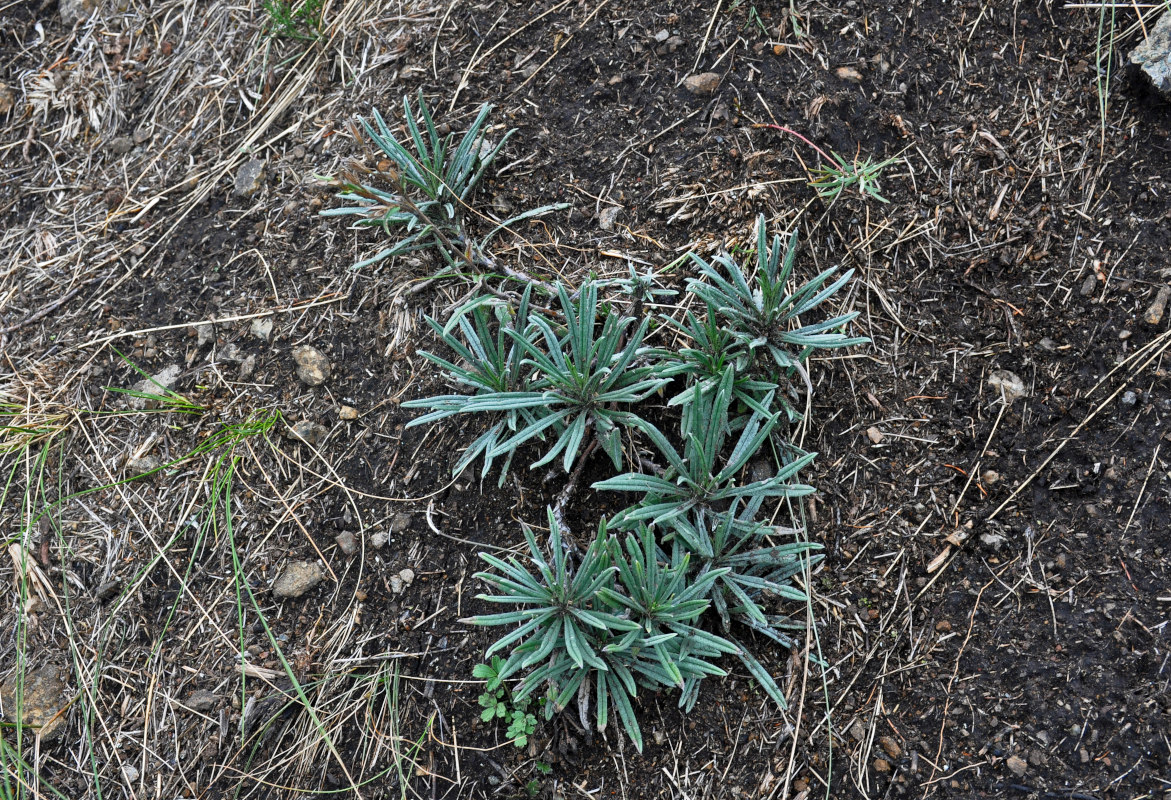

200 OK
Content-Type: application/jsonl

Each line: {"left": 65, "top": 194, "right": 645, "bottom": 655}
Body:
{"left": 335, "top": 531, "right": 358, "bottom": 556}
{"left": 1144, "top": 285, "right": 1170, "bottom": 325}
{"left": 866, "top": 426, "right": 884, "bottom": 444}
{"left": 935, "top": 619, "right": 952, "bottom": 632}
{"left": 370, "top": 531, "right": 390, "bottom": 549}
{"left": 1120, "top": 390, "right": 1137, "bottom": 407}
{"left": 272, "top": 561, "right": 324, "bottom": 599}
{"left": 250, "top": 317, "right": 273, "bottom": 341}
{"left": 683, "top": 72, "right": 720, "bottom": 94}
{"left": 873, "top": 758, "right": 891, "bottom": 773}
{"left": 390, "top": 513, "right": 413, "bottom": 534}
{"left": 109, "top": 136, "right": 133, "bottom": 155}
{"left": 339, "top": 405, "right": 359, "bottom": 420}
{"left": 879, "top": 736, "right": 903, "bottom": 760}
{"left": 988, "top": 370, "right": 1028, "bottom": 403}
{"left": 288, "top": 420, "right": 328, "bottom": 446}
{"left": 234, "top": 158, "right": 266, "bottom": 198}
{"left": 981, "top": 469, "right": 1000, "bottom": 485}
{"left": 1005, "top": 755, "right": 1027, "bottom": 776}
{"left": 187, "top": 690, "right": 218, "bottom": 712}
{"left": 292, "top": 346, "right": 330, "bottom": 387}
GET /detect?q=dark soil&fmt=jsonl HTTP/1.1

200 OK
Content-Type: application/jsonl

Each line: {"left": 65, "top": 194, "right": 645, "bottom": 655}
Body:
{"left": 2, "top": 0, "right": 1169, "bottom": 798}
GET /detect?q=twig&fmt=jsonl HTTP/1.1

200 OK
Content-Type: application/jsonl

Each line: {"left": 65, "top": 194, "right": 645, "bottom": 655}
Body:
{"left": 551, "top": 438, "right": 599, "bottom": 537}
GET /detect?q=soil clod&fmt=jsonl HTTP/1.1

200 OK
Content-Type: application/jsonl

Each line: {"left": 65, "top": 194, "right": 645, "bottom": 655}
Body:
{"left": 292, "top": 346, "right": 330, "bottom": 387}
{"left": 272, "top": 561, "right": 324, "bottom": 599}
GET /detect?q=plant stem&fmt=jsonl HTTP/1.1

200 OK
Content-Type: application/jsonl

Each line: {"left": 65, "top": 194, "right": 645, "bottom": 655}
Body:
{"left": 753, "top": 123, "right": 834, "bottom": 164}
{"left": 551, "top": 437, "right": 598, "bottom": 538}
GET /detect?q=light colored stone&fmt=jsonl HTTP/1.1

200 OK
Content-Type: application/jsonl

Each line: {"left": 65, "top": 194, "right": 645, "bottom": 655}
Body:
{"left": 598, "top": 206, "right": 621, "bottom": 231}
{"left": 0, "top": 665, "right": 70, "bottom": 741}
{"left": 370, "top": 530, "right": 390, "bottom": 549}
{"left": 1144, "top": 285, "right": 1170, "bottom": 325}
{"left": 988, "top": 370, "right": 1027, "bottom": 403}
{"left": 272, "top": 561, "right": 324, "bottom": 599}
{"left": 335, "top": 531, "right": 358, "bottom": 555}
{"left": 866, "top": 426, "right": 884, "bottom": 444}
{"left": 121, "top": 764, "right": 139, "bottom": 783}
{"left": 390, "top": 513, "right": 412, "bottom": 534}
{"left": 981, "top": 469, "right": 1000, "bottom": 486}
{"left": 250, "top": 316, "right": 273, "bottom": 341}
{"left": 238, "top": 354, "right": 257, "bottom": 381}
{"left": 59, "top": 0, "right": 99, "bottom": 24}
{"left": 109, "top": 136, "right": 133, "bottom": 155}
{"left": 0, "top": 83, "right": 15, "bottom": 115}
{"left": 128, "top": 364, "right": 182, "bottom": 409}
{"left": 389, "top": 568, "right": 415, "bottom": 594}
{"left": 338, "top": 405, "right": 359, "bottom": 420}
{"left": 1005, "top": 754, "right": 1027, "bottom": 776}
{"left": 1129, "top": 11, "right": 1171, "bottom": 95}
{"left": 683, "top": 72, "right": 720, "bottom": 94}
{"left": 234, "top": 158, "right": 266, "bottom": 198}
{"left": 288, "top": 419, "right": 327, "bottom": 447}
{"left": 292, "top": 346, "right": 330, "bottom": 387}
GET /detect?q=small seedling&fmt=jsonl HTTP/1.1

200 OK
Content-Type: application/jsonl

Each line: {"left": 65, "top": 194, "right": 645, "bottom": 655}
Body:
{"left": 474, "top": 656, "right": 538, "bottom": 748}
{"left": 263, "top": 0, "right": 323, "bottom": 41}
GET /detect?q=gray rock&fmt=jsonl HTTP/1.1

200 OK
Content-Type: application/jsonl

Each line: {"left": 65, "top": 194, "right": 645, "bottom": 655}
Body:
{"left": 186, "top": 690, "right": 218, "bottom": 712}
{"left": 369, "top": 530, "right": 390, "bottom": 549}
{"left": 273, "top": 561, "right": 324, "bottom": 598}
{"left": 988, "top": 370, "right": 1028, "bottom": 403}
{"left": 390, "top": 513, "right": 413, "bottom": 534}
{"left": 194, "top": 323, "right": 214, "bottom": 347}
{"left": 60, "top": 0, "right": 99, "bottom": 24}
{"left": 250, "top": 316, "right": 273, "bottom": 341}
{"left": 288, "top": 419, "right": 328, "bottom": 447}
{"left": 132, "top": 127, "right": 150, "bottom": 145}
{"left": 234, "top": 158, "right": 266, "bottom": 198}
{"left": 389, "top": 568, "right": 415, "bottom": 594}
{"left": 128, "top": 455, "right": 159, "bottom": 474}
{"left": 121, "top": 764, "right": 139, "bottom": 783}
{"left": 1121, "top": 390, "right": 1138, "bottom": 407}
{"left": 292, "top": 346, "right": 330, "bottom": 387}
{"left": 238, "top": 354, "right": 257, "bottom": 381}
{"left": 683, "top": 72, "right": 720, "bottom": 94}
{"left": 1129, "top": 11, "right": 1171, "bottom": 96}
{"left": 127, "top": 365, "right": 182, "bottom": 409}
{"left": 0, "top": 665, "right": 70, "bottom": 741}
{"left": 109, "top": 136, "right": 133, "bottom": 155}
{"left": 980, "top": 532, "right": 1007, "bottom": 550}
{"left": 598, "top": 206, "right": 621, "bottom": 231}
{"left": 335, "top": 531, "right": 358, "bottom": 555}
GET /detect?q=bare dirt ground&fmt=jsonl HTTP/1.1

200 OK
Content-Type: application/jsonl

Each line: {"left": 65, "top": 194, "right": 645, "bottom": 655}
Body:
{"left": 2, "top": 0, "right": 1170, "bottom": 798}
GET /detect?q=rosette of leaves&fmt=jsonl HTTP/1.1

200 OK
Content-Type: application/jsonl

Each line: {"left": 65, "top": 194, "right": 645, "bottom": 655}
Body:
{"left": 593, "top": 368, "right": 816, "bottom": 538}
{"left": 686, "top": 214, "right": 868, "bottom": 389}
{"left": 667, "top": 505, "right": 821, "bottom": 710}
{"left": 598, "top": 525, "right": 739, "bottom": 694}
{"left": 322, "top": 93, "right": 564, "bottom": 270}
{"left": 652, "top": 302, "right": 782, "bottom": 418}
{"left": 466, "top": 512, "right": 655, "bottom": 750}
{"left": 409, "top": 279, "right": 668, "bottom": 475}
{"left": 402, "top": 287, "right": 539, "bottom": 486}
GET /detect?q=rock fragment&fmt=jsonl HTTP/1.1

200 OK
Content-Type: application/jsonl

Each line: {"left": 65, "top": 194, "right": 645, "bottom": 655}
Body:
{"left": 598, "top": 206, "right": 621, "bottom": 231}
{"left": 335, "top": 531, "right": 358, "bottom": 555}
{"left": 390, "top": 513, "right": 413, "bottom": 534}
{"left": 60, "top": 0, "right": 99, "bottom": 24}
{"left": 0, "top": 665, "right": 70, "bottom": 740}
{"left": 288, "top": 419, "right": 328, "bottom": 446}
{"left": 0, "top": 83, "right": 16, "bottom": 115}
{"left": 250, "top": 316, "right": 273, "bottom": 341}
{"left": 338, "top": 405, "right": 359, "bottom": 420}
{"left": 1144, "top": 285, "right": 1171, "bottom": 325}
{"left": 127, "top": 365, "right": 182, "bottom": 409}
{"left": 186, "top": 690, "right": 218, "bottom": 712}
{"left": 682, "top": 72, "right": 720, "bottom": 94}
{"left": 1005, "top": 754, "right": 1027, "bottom": 777}
{"left": 109, "top": 136, "right": 133, "bottom": 155}
{"left": 987, "top": 370, "right": 1027, "bottom": 403}
{"left": 389, "top": 568, "right": 415, "bottom": 594}
{"left": 1129, "top": 11, "right": 1171, "bottom": 96}
{"left": 866, "top": 426, "right": 884, "bottom": 444}
{"left": 879, "top": 736, "right": 903, "bottom": 760}
{"left": 234, "top": 158, "right": 266, "bottom": 198}
{"left": 272, "top": 561, "right": 324, "bottom": 599}
{"left": 292, "top": 346, "right": 330, "bottom": 386}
